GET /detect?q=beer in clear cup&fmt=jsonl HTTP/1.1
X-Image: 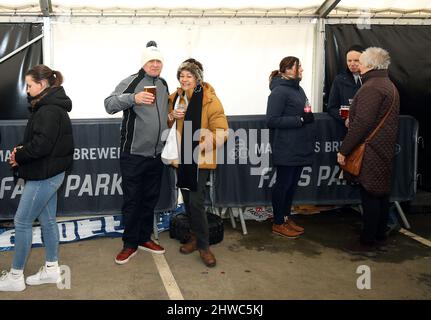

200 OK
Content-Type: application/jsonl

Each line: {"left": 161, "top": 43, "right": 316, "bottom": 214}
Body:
{"left": 340, "top": 106, "right": 350, "bottom": 119}
{"left": 143, "top": 86, "right": 157, "bottom": 100}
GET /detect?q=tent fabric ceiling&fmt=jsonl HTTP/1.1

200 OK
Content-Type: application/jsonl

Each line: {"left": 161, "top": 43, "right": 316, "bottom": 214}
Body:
{"left": 331, "top": 0, "right": 431, "bottom": 18}
{"left": 0, "top": 1, "right": 323, "bottom": 9}
{"left": 0, "top": 1, "right": 430, "bottom": 17}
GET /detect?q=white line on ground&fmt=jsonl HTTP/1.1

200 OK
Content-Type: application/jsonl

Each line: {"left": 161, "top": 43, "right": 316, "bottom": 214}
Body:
{"left": 152, "top": 253, "right": 184, "bottom": 300}
{"left": 399, "top": 228, "right": 431, "bottom": 248}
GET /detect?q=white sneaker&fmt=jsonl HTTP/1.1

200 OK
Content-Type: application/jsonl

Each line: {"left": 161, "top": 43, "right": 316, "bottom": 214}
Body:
{"left": 0, "top": 270, "right": 26, "bottom": 292}
{"left": 26, "top": 266, "right": 61, "bottom": 286}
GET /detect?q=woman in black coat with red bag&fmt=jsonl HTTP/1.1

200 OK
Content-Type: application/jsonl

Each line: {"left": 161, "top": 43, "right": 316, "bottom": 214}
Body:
{"left": 266, "top": 56, "right": 316, "bottom": 239}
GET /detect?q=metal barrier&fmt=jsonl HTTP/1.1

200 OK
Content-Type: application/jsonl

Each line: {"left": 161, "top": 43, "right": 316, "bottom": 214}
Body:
{"left": 209, "top": 114, "right": 418, "bottom": 234}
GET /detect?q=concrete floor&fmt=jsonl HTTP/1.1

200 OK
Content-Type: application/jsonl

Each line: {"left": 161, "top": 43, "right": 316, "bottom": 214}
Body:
{"left": 0, "top": 209, "right": 430, "bottom": 300}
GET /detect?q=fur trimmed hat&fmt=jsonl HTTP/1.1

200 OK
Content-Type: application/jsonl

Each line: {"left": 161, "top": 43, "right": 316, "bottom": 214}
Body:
{"left": 141, "top": 41, "right": 164, "bottom": 66}
{"left": 177, "top": 60, "right": 204, "bottom": 84}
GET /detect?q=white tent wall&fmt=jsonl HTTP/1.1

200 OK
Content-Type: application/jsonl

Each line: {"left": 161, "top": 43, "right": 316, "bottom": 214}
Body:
{"left": 50, "top": 19, "right": 316, "bottom": 118}
{"left": 1, "top": 0, "right": 430, "bottom": 120}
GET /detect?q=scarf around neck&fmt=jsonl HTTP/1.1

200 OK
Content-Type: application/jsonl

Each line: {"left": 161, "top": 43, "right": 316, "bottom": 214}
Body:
{"left": 176, "top": 85, "right": 203, "bottom": 191}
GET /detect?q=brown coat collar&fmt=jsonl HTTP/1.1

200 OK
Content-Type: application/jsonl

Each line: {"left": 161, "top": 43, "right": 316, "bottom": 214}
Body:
{"left": 361, "top": 69, "right": 388, "bottom": 83}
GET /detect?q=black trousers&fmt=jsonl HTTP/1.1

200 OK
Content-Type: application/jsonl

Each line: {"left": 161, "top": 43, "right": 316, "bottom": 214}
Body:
{"left": 181, "top": 169, "right": 210, "bottom": 250}
{"left": 120, "top": 152, "right": 163, "bottom": 249}
{"left": 359, "top": 185, "right": 390, "bottom": 245}
{"left": 272, "top": 165, "right": 303, "bottom": 225}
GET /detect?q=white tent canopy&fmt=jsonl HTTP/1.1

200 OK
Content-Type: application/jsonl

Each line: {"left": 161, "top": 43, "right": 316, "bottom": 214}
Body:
{"left": 1, "top": 1, "right": 430, "bottom": 17}
{"left": 0, "top": 1, "right": 430, "bottom": 118}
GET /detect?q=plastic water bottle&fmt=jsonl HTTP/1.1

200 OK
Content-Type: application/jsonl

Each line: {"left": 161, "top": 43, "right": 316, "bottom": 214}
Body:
{"left": 304, "top": 100, "right": 311, "bottom": 113}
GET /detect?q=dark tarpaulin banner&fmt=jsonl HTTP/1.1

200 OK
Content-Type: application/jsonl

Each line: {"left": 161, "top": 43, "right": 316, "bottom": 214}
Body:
{"left": 0, "top": 23, "right": 43, "bottom": 121}
{"left": 0, "top": 115, "right": 417, "bottom": 217}
{"left": 212, "top": 114, "right": 418, "bottom": 207}
{"left": 0, "top": 119, "right": 177, "bottom": 220}
{"left": 324, "top": 24, "right": 431, "bottom": 190}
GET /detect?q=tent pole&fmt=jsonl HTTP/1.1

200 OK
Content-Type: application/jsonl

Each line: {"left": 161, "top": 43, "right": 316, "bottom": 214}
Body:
{"left": 42, "top": 16, "right": 52, "bottom": 67}
{"left": 395, "top": 201, "right": 411, "bottom": 229}
{"left": 0, "top": 34, "right": 43, "bottom": 65}
{"left": 312, "top": 18, "right": 325, "bottom": 112}
{"left": 316, "top": 0, "right": 342, "bottom": 18}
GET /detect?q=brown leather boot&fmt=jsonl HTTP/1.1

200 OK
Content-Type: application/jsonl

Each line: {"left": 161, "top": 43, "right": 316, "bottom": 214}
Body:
{"left": 284, "top": 219, "right": 304, "bottom": 233}
{"left": 179, "top": 234, "right": 197, "bottom": 254}
{"left": 272, "top": 223, "right": 302, "bottom": 238}
{"left": 199, "top": 248, "right": 216, "bottom": 267}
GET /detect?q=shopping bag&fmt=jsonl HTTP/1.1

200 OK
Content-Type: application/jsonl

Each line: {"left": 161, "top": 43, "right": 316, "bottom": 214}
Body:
{"left": 161, "top": 121, "right": 178, "bottom": 164}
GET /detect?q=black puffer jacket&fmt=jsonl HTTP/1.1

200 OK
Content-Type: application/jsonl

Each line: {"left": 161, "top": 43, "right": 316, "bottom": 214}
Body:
{"left": 266, "top": 76, "right": 315, "bottom": 166}
{"left": 15, "top": 86, "right": 74, "bottom": 180}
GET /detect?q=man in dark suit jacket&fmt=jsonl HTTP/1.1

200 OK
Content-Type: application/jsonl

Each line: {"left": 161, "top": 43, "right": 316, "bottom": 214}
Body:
{"left": 327, "top": 45, "right": 364, "bottom": 127}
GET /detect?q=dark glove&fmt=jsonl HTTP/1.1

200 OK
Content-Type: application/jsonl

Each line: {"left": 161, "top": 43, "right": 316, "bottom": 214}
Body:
{"left": 301, "top": 112, "right": 314, "bottom": 124}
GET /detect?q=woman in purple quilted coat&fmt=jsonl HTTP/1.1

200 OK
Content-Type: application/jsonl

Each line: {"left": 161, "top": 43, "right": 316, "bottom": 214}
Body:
{"left": 337, "top": 47, "right": 400, "bottom": 254}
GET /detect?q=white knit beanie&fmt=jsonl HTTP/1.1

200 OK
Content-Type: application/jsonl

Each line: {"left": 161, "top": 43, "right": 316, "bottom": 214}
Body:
{"left": 141, "top": 41, "right": 164, "bottom": 66}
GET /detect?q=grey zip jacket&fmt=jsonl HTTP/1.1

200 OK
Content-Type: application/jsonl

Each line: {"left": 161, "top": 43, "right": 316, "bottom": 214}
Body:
{"left": 104, "top": 72, "right": 169, "bottom": 157}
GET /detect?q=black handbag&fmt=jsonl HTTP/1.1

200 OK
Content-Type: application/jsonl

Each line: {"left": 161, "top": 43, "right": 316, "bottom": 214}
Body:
{"left": 169, "top": 212, "right": 224, "bottom": 245}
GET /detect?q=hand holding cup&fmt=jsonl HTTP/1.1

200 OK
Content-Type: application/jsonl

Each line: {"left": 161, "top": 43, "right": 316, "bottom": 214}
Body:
{"left": 173, "top": 103, "right": 187, "bottom": 119}
{"left": 301, "top": 111, "right": 314, "bottom": 124}
{"left": 9, "top": 147, "right": 19, "bottom": 167}
{"left": 135, "top": 86, "right": 157, "bottom": 105}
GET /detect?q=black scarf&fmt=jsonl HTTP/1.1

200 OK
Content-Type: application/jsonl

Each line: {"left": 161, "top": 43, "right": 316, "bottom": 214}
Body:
{"left": 176, "top": 85, "right": 203, "bottom": 191}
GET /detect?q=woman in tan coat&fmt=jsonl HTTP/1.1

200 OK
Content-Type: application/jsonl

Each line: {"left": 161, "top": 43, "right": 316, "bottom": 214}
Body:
{"left": 167, "top": 58, "right": 228, "bottom": 267}
{"left": 337, "top": 47, "right": 400, "bottom": 254}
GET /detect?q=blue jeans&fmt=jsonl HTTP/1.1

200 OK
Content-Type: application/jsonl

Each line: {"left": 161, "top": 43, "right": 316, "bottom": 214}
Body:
{"left": 12, "top": 172, "right": 65, "bottom": 270}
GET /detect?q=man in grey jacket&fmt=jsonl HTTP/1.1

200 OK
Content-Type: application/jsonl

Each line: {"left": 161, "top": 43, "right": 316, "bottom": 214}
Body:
{"left": 105, "top": 41, "right": 170, "bottom": 264}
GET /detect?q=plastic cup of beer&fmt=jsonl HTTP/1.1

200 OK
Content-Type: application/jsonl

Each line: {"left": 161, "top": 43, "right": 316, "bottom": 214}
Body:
{"left": 340, "top": 106, "right": 350, "bottom": 119}
{"left": 143, "top": 86, "right": 157, "bottom": 101}
{"left": 176, "top": 102, "right": 186, "bottom": 112}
